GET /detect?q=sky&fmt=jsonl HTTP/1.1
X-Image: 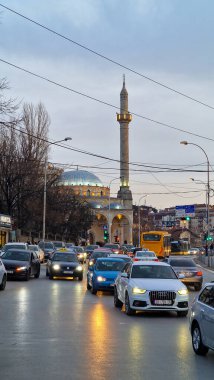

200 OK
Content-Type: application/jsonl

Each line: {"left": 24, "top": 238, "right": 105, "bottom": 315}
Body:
{"left": 1, "top": 0, "right": 214, "bottom": 210}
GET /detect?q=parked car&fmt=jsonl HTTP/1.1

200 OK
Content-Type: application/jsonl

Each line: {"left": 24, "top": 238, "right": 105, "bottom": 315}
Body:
{"left": 114, "top": 261, "right": 189, "bottom": 316}
{"left": 29, "top": 245, "right": 45, "bottom": 263}
{"left": 38, "top": 241, "right": 55, "bottom": 261}
{"left": 190, "top": 282, "right": 214, "bottom": 355}
{"left": 164, "top": 257, "right": 203, "bottom": 291}
{"left": 87, "top": 257, "right": 125, "bottom": 294}
{"left": 46, "top": 251, "right": 83, "bottom": 281}
{"left": 0, "top": 258, "right": 7, "bottom": 290}
{"left": 133, "top": 251, "right": 158, "bottom": 262}
{"left": 1, "top": 249, "right": 40, "bottom": 280}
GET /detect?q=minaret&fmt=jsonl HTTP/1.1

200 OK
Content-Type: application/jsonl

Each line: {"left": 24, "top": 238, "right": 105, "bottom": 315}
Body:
{"left": 117, "top": 75, "right": 132, "bottom": 205}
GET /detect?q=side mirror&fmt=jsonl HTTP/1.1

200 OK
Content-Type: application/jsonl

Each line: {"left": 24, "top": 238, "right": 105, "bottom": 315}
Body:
{"left": 178, "top": 274, "right": 185, "bottom": 279}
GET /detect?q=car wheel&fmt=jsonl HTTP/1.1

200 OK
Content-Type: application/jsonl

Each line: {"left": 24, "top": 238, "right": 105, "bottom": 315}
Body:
{"left": 194, "top": 284, "right": 202, "bottom": 291}
{"left": 78, "top": 274, "right": 83, "bottom": 281}
{"left": 114, "top": 287, "right": 123, "bottom": 308}
{"left": 24, "top": 269, "right": 30, "bottom": 281}
{"left": 91, "top": 282, "right": 97, "bottom": 295}
{"left": 49, "top": 274, "right": 53, "bottom": 280}
{"left": 177, "top": 310, "right": 188, "bottom": 317}
{"left": 46, "top": 269, "right": 49, "bottom": 277}
{"left": 192, "top": 323, "right": 209, "bottom": 355}
{"left": 125, "top": 292, "right": 135, "bottom": 315}
{"left": 87, "top": 282, "right": 92, "bottom": 290}
{"left": 34, "top": 270, "right": 40, "bottom": 279}
{"left": 0, "top": 274, "right": 6, "bottom": 291}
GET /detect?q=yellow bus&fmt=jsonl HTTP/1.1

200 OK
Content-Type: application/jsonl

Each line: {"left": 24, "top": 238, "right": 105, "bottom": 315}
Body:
{"left": 141, "top": 231, "right": 171, "bottom": 259}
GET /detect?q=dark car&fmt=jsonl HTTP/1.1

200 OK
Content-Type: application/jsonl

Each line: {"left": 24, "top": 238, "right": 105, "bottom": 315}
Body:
{"left": 88, "top": 250, "right": 110, "bottom": 269}
{"left": 85, "top": 245, "right": 100, "bottom": 259}
{"left": 1, "top": 249, "right": 40, "bottom": 281}
{"left": 38, "top": 241, "right": 55, "bottom": 260}
{"left": 46, "top": 251, "right": 83, "bottom": 281}
{"left": 72, "top": 246, "right": 87, "bottom": 263}
{"left": 165, "top": 257, "right": 203, "bottom": 291}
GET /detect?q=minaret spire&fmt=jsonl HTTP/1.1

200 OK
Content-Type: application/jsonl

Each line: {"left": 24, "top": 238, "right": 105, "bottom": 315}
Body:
{"left": 117, "top": 76, "right": 132, "bottom": 204}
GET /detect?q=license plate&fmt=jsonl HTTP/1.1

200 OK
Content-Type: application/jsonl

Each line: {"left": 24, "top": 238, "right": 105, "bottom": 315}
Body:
{"left": 7, "top": 270, "right": 13, "bottom": 274}
{"left": 63, "top": 271, "right": 73, "bottom": 274}
{"left": 154, "top": 300, "right": 172, "bottom": 305}
{"left": 110, "top": 283, "right": 114, "bottom": 287}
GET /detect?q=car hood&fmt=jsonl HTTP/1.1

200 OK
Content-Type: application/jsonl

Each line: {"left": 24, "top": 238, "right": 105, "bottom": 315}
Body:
{"left": 129, "top": 278, "right": 186, "bottom": 291}
{"left": 2, "top": 259, "right": 30, "bottom": 268}
{"left": 94, "top": 270, "right": 121, "bottom": 279}
{"left": 51, "top": 261, "right": 79, "bottom": 268}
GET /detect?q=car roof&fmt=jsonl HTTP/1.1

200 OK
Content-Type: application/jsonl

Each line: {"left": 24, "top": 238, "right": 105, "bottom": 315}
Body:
{"left": 132, "top": 261, "right": 170, "bottom": 266}
{"left": 109, "top": 254, "right": 129, "bottom": 257}
{"left": 96, "top": 257, "right": 124, "bottom": 262}
{"left": 5, "top": 242, "right": 27, "bottom": 245}
{"left": 3, "top": 248, "right": 31, "bottom": 253}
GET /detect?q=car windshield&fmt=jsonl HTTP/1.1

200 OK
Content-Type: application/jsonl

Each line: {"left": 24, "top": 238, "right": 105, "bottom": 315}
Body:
{"left": 136, "top": 251, "right": 155, "bottom": 257}
{"left": 92, "top": 252, "right": 109, "bottom": 259}
{"left": 96, "top": 260, "right": 124, "bottom": 271}
{"left": 2, "top": 251, "right": 30, "bottom": 261}
{"left": 40, "top": 242, "right": 54, "bottom": 249}
{"left": 53, "top": 242, "right": 63, "bottom": 248}
{"left": 52, "top": 253, "right": 78, "bottom": 262}
{"left": 73, "top": 247, "right": 84, "bottom": 253}
{"left": 169, "top": 259, "right": 196, "bottom": 267}
{"left": 131, "top": 265, "right": 177, "bottom": 279}
{"left": 3, "top": 244, "right": 26, "bottom": 251}
{"left": 86, "top": 245, "right": 98, "bottom": 250}
{"left": 29, "top": 245, "right": 38, "bottom": 251}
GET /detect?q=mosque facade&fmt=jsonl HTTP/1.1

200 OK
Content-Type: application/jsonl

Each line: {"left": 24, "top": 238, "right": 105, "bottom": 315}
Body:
{"left": 58, "top": 78, "right": 133, "bottom": 244}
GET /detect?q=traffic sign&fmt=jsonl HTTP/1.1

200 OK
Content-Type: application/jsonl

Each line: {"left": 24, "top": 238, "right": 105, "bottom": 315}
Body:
{"left": 175, "top": 205, "right": 195, "bottom": 217}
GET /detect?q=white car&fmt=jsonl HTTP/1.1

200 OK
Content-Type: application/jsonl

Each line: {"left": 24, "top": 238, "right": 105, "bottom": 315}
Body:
{"left": 29, "top": 245, "right": 45, "bottom": 263}
{"left": 114, "top": 261, "right": 189, "bottom": 316}
{"left": 0, "top": 258, "right": 7, "bottom": 291}
{"left": 188, "top": 248, "right": 200, "bottom": 255}
{"left": 133, "top": 251, "right": 158, "bottom": 262}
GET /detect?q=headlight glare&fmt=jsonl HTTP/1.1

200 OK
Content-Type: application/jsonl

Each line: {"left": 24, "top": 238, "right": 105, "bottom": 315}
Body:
{"left": 178, "top": 289, "right": 188, "bottom": 295}
{"left": 53, "top": 264, "right": 60, "bottom": 270}
{"left": 76, "top": 265, "right": 83, "bottom": 271}
{"left": 16, "top": 266, "right": 27, "bottom": 271}
{"left": 132, "top": 287, "right": 146, "bottom": 294}
{"left": 97, "top": 276, "right": 106, "bottom": 282}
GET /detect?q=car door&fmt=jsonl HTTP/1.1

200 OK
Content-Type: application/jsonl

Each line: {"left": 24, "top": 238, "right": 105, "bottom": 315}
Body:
{"left": 120, "top": 263, "right": 131, "bottom": 303}
{"left": 31, "top": 252, "right": 39, "bottom": 274}
{"left": 198, "top": 285, "right": 214, "bottom": 348}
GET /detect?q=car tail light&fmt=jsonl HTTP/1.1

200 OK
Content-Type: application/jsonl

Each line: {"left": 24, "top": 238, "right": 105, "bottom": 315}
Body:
{"left": 196, "top": 271, "right": 203, "bottom": 276}
{"left": 154, "top": 258, "right": 159, "bottom": 262}
{"left": 133, "top": 258, "right": 139, "bottom": 261}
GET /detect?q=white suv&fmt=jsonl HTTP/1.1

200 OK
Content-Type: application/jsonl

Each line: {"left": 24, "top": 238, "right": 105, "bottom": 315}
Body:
{"left": 0, "top": 258, "right": 7, "bottom": 291}
{"left": 114, "top": 261, "right": 189, "bottom": 316}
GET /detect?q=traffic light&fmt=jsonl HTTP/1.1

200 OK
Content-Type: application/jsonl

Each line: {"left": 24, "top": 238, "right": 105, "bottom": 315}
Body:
{"left": 185, "top": 216, "right": 191, "bottom": 221}
{"left": 104, "top": 230, "right": 109, "bottom": 242}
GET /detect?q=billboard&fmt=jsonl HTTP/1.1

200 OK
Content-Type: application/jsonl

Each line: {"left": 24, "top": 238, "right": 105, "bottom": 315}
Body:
{"left": 175, "top": 205, "right": 195, "bottom": 218}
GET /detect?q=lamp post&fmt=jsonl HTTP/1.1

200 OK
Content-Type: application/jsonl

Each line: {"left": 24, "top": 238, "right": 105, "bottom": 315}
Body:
{"left": 138, "top": 195, "right": 148, "bottom": 247}
{"left": 108, "top": 177, "right": 121, "bottom": 243}
{"left": 42, "top": 137, "right": 72, "bottom": 242}
{"left": 180, "top": 141, "right": 211, "bottom": 266}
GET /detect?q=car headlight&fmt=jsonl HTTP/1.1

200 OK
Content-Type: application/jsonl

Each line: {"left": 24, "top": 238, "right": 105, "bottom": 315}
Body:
{"left": 114, "top": 250, "right": 119, "bottom": 254}
{"left": 178, "top": 289, "right": 188, "bottom": 295}
{"left": 132, "top": 287, "right": 146, "bottom": 294}
{"left": 97, "top": 276, "right": 106, "bottom": 282}
{"left": 53, "top": 264, "right": 60, "bottom": 270}
{"left": 16, "top": 266, "right": 27, "bottom": 271}
{"left": 89, "top": 261, "right": 93, "bottom": 266}
{"left": 79, "top": 254, "right": 83, "bottom": 258}
{"left": 76, "top": 265, "right": 83, "bottom": 271}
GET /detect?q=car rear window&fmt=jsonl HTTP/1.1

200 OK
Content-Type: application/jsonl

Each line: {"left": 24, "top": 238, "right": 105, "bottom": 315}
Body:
{"left": 169, "top": 259, "right": 196, "bottom": 267}
{"left": 136, "top": 251, "right": 155, "bottom": 257}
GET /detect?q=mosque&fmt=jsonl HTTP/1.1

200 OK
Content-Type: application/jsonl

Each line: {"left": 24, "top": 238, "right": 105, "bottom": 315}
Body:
{"left": 58, "top": 77, "right": 133, "bottom": 244}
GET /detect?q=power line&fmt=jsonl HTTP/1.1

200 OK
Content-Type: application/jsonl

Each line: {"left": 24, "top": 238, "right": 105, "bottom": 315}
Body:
{"left": 0, "top": 120, "right": 211, "bottom": 174}
{"left": 1, "top": 3, "right": 214, "bottom": 111}
{"left": 1, "top": 58, "right": 214, "bottom": 144}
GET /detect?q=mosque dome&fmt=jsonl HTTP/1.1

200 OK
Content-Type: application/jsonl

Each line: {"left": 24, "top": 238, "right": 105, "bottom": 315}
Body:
{"left": 58, "top": 170, "right": 103, "bottom": 187}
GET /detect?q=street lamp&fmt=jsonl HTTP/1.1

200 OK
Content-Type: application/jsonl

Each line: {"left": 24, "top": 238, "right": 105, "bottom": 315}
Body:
{"left": 138, "top": 195, "right": 148, "bottom": 247}
{"left": 42, "top": 137, "right": 72, "bottom": 241}
{"left": 180, "top": 141, "right": 211, "bottom": 265}
{"left": 108, "top": 177, "right": 122, "bottom": 243}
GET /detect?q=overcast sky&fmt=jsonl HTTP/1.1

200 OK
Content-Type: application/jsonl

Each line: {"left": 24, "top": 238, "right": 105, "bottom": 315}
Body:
{"left": 1, "top": 0, "right": 214, "bottom": 210}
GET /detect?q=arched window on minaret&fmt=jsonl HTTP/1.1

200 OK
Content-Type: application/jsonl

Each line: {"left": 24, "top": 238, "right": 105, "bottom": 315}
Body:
{"left": 87, "top": 189, "right": 91, "bottom": 197}
{"left": 100, "top": 190, "right": 103, "bottom": 197}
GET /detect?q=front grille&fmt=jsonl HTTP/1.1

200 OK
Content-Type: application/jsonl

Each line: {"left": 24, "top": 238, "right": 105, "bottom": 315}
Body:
{"left": 149, "top": 291, "right": 176, "bottom": 305}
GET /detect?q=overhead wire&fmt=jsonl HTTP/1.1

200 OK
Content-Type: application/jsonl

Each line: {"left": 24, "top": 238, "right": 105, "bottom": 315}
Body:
{"left": 1, "top": 3, "right": 214, "bottom": 110}
{"left": 1, "top": 58, "right": 214, "bottom": 144}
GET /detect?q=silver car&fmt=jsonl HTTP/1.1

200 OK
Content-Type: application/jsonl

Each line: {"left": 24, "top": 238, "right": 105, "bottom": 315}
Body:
{"left": 190, "top": 282, "right": 214, "bottom": 355}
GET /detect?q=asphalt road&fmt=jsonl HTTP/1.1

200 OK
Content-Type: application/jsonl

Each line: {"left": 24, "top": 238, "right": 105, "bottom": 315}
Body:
{"left": 0, "top": 260, "right": 213, "bottom": 380}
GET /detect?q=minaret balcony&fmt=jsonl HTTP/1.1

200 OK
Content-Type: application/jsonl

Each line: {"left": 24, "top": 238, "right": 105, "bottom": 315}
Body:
{"left": 117, "top": 113, "right": 132, "bottom": 122}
